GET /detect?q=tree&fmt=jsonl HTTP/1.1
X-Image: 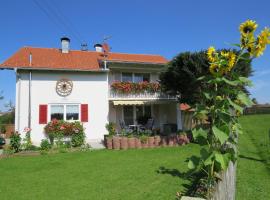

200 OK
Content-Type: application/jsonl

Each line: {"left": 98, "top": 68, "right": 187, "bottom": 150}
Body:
{"left": 159, "top": 49, "right": 252, "bottom": 106}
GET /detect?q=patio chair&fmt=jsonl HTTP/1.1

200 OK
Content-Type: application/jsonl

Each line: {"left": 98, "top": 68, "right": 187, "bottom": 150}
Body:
{"left": 140, "top": 118, "right": 154, "bottom": 131}
{"left": 119, "top": 120, "right": 133, "bottom": 134}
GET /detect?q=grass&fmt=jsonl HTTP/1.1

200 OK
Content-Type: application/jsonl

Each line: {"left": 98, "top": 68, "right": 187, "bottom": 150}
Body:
{"left": 0, "top": 145, "right": 200, "bottom": 200}
{"left": 237, "top": 114, "right": 270, "bottom": 199}
{"left": 0, "top": 114, "right": 269, "bottom": 200}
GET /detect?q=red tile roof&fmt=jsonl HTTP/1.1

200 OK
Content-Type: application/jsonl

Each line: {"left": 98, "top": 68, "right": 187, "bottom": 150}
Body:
{"left": 0, "top": 47, "right": 168, "bottom": 71}
{"left": 180, "top": 104, "right": 194, "bottom": 111}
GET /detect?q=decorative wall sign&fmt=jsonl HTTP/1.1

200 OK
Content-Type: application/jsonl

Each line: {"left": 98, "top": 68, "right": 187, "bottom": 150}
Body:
{"left": 56, "top": 79, "right": 73, "bottom": 97}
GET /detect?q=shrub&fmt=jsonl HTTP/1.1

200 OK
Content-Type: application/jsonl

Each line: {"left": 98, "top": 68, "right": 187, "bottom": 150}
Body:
{"left": 44, "top": 120, "right": 85, "bottom": 145}
{"left": 10, "top": 132, "right": 21, "bottom": 152}
{"left": 40, "top": 139, "right": 51, "bottom": 151}
{"left": 71, "top": 132, "right": 85, "bottom": 147}
{"left": 139, "top": 135, "right": 148, "bottom": 144}
{"left": 105, "top": 122, "right": 116, "bottom": 136}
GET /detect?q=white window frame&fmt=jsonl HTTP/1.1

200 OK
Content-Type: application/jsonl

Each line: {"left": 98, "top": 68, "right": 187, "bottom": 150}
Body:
{"left": 121, "top": 72, "right": 151, "bottom": 83}
{"left": 48, "top": 103, "right": 81, "bottom": 122}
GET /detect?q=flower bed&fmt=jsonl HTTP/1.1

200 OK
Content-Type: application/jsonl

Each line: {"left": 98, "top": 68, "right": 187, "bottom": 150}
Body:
{"left": 110, "top": 81, "right": 160, "bottom": 94}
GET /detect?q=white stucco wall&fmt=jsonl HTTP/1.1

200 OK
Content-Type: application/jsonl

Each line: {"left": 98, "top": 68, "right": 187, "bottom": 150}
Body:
{"left": 15, "top": 70, "right": 109, "bottom": 145}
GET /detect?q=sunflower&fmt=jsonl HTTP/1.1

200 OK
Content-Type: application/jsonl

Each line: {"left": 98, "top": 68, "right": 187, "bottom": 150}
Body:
{"left": 207, "top": 46, "right": 216, "bottom": 62}
{"left": 253, "top": 28, "right": 270, "bottom": 57}
{"left": 209, "top": 63, "right": 219, "bottom": 75}
{"left": 239, "top": 20, "right": 258, "bottom": 35}
{"left": 227, "top": 51, "right": 236, "bottom": 70}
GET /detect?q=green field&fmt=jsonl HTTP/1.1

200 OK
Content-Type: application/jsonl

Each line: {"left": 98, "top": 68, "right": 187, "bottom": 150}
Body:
{"left": 0, "top": 114, "right": 269, "bottom": 200}
{"left": 237, "top": 114, "right": 270, "bottom": 199}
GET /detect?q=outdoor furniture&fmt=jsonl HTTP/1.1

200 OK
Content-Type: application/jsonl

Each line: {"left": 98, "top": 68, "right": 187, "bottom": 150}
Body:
{"left": 140, "top": 118, "right": 154, "bottom": 131}
{"left": 119, "top": 120, "right": 133, "bottom": 133}
{"left": 129, "top": 124, "right": 142, "bottom": 134}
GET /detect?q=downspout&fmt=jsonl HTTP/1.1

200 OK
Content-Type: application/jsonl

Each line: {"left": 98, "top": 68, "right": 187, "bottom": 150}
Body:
{"left": 28, "top": 53, "right": 32, "bottom": 129}
{"left": 28, "top": 71, "right": 32, "bottom": 129}
{"left": 15, "top": 68, "right": 21, "bottom": 132}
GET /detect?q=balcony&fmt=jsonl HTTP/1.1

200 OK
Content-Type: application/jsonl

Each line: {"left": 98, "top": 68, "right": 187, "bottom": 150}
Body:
{"left": 108, "top": 81, "right": 177, "bottom": 101}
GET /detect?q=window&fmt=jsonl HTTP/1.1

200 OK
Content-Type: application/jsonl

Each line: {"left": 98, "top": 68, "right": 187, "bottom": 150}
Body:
{"left": 123, "top": 105, "right": 152, "bottom": 125}
{"left": 134, "top": 73, "right": 150, "bottom": 83}
{"left": 50, "top": 104, "right": 79, "bottom": 121}
{"left": 66, "top": 105, "right": 79, "bottom": 120}
{"left": 122, "top": 73, "right": 133, "bottom": 82}
{"left": 123, "top": 106, "right": 134, "bottom": 125}
{"left": 121, "top": 73, "right": 150, "bottom": 82}
{"left": 51, "top": 105, "right": 64, "bottom": 120}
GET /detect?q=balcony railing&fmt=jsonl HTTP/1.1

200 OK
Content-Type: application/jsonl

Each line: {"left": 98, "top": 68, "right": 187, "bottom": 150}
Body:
{"left": 109, "top": 90, "right": 177, "bottom": 100}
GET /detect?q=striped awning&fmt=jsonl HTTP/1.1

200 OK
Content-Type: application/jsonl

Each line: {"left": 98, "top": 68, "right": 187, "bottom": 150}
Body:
{"left": 113, "top": 101, "right": 146, "bottom": 105}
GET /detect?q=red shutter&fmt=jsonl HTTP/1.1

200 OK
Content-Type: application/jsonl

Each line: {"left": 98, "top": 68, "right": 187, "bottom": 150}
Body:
{"left": 81, "top": 104, "right": 88, "bottom": 122}
{"left": 39, "top": 105, "right": 47, "bottom": 124}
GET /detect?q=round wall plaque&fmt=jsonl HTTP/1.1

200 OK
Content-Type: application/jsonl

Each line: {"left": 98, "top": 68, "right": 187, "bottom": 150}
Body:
{"left": 56, "top": 79, "right": 73, "bottom": 97}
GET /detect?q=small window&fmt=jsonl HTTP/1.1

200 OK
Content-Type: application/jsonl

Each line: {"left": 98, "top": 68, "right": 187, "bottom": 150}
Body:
{"left": 51, "top": 105, "right": 64, "bottom": 120}
{"left": 134, "top": 73, "right": 150, "bottom": 83}
{"left": 122, "top": 73, "right": 133, "bottom": 82}
{"left": 66, "top": 105, "right": 79, "bottom": 120}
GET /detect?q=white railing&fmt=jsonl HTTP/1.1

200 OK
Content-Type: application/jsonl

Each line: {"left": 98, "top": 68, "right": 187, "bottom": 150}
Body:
{"left": 109, "top": 90, "right": 177, "bottom": 100}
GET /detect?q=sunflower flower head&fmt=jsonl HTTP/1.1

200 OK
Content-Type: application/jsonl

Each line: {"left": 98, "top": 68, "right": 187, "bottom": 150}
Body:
{"left": 253, "top": 27, "right": 270, "bottom": 57}
{"left": 207, "top": 46, "right": 216, "bottom": 62}
{"left": 239, "top": 20, "right": 258, "bottom": 35}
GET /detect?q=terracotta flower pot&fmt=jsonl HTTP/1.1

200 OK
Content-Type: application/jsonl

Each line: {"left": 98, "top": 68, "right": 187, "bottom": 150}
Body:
{"left": 168, "top": 135, "right": 174, "bottom": 147}
{"left": 105, "top": 137, "right": 113, "bottom": 149}
{"left": 161, "top": 136, "right": 168, "bottom": 147}
{"left": 154, "top": 135, "right": 161, "bottom": 147}
{"left": 135, "top": 138, "right": 142, "bottom": 149}
{"left": 148, "top": 136, "right": 155, "bottom": 148}
{"left": 141, "top": 141, "right": 149, "bottom": 148}
{"left": 128, "top": 137, "right": 136, "bottom": 149}
{"left": 120, "top": 137, "right": 128, "bottom": 150}
{"left": 112, "top": 136, "right": 120, "bottom": 150}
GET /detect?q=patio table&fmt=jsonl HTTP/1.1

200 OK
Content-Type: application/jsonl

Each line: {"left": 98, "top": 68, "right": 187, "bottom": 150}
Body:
{"left": 129, "top": 124, "right": 142, "bottom": 133}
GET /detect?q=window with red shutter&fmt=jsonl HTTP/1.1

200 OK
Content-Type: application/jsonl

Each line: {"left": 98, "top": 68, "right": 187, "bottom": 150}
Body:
{"left": 39, "top": 105, "right": 48, "bottom": 124}
{"left": 81, "top": 104, "right": 88, "bottom": 122}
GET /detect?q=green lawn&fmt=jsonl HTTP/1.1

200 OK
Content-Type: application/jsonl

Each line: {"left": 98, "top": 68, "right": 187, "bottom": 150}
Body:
{"left": 0, "top": 145, "right": 200, "bottom": 200}
{"left": 237, "top": 114, "right": 270, "bottom": 199}
{"left": 0, "top": 114, "right": 269, "bottom": 200}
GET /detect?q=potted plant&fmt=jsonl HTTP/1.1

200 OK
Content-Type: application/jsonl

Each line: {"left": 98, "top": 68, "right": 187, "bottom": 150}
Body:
{"left": 127, "top": 134, "right": 136, "bottom": 149}
{"left": 135, "top": 136, "right": 142, "bottom": 149}
{"left": 148, "top": 134, "right": 155, "bottom": 148}
{"left": 140, "top": 135, "right": 148, "bottom": 148}
{"left": 120, "top": 136, "right": 128, "bottom": 150}
{"left": 154, "top": 135, "right": 161, "bottom": 147}
{"left": 161, "top": 136, "right": 168, "bottom": 147}
{"left": 168, "top": 135, "right": 174, "bottom": 146}
{"left": 112, "top": 136, "right": 120, "bottom": 150}
{"left": 105, "top": 122, "right": 116, "bottom": 150}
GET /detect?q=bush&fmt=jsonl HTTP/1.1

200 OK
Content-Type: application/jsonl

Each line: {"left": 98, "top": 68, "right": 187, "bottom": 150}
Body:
{"left": 10, "top": 132, "right": 21, "bottom": 152}
{"left": 40, "top": 139, "right": 51, "bottom": 151}
{"left": 105, "top": 122, "right": 116, "bottom": 136}
{"left": 71, "top": 132, "right": 85, "bottom": 147}
{"left": 139, "top": 135, "right": 148, "bottom": 144}
{"left": 44, "top": 119, "right": 84, "bottom": 137}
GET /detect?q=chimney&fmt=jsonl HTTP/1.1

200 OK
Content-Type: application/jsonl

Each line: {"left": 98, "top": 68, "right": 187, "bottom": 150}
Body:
{"left": 61, "top": 37, "right": 70, "bottom": 53}
{"left": 94, "top": 43, "right": 103, "bottom": 52}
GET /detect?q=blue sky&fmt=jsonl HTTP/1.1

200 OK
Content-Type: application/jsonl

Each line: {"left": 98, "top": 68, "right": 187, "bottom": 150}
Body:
{"left": 0, "top": 0, "right": 270, "bottom": 111}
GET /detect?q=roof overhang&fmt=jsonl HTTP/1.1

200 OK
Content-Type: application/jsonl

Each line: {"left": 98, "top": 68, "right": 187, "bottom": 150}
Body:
{"left": 0, "top": 66, "right": 109, "bottom": 73}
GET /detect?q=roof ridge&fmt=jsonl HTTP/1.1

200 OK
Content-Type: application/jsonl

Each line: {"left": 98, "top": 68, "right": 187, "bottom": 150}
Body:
{"left": 21, "top": 46, "right": 166, "bottom": 57}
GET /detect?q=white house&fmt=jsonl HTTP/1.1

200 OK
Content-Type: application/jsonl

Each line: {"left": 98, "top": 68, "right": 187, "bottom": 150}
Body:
{"left": 0, "top": 38, "right": 182, "bottom": 147}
